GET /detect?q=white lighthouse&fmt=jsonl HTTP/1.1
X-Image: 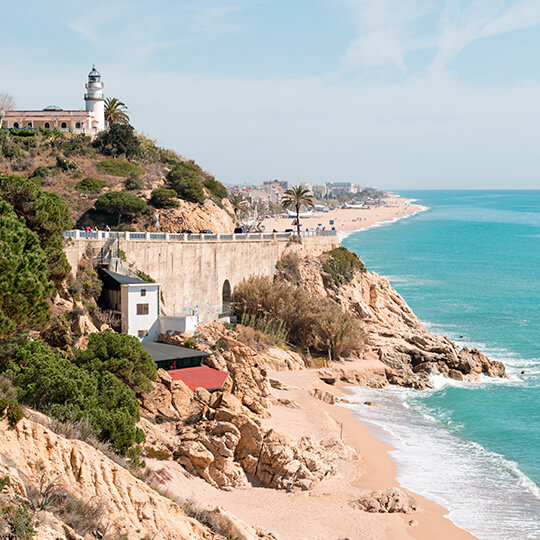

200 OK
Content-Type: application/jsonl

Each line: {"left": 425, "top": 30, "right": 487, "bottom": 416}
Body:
{"left": 84, "top": 65, "right": 105, "bottom": 131}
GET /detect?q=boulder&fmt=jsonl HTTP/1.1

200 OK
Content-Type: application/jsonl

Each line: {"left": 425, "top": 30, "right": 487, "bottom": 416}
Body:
{"left": 353, "top": 488, "right": 418, "bottom": 514}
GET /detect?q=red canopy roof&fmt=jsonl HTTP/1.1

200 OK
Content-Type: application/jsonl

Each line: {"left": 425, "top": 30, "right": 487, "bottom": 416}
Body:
{"left": 168, "top": 366, "right": 229, "bottom": 391}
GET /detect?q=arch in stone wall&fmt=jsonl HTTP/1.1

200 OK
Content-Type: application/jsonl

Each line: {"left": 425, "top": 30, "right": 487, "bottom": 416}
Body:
{"left": 222, "top": 279, "right": 232, "bottom": 313}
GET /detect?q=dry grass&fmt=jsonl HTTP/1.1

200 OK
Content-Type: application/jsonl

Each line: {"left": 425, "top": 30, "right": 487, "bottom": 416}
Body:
{"left": 233, "top": 275, "right": 366, "bottom": 358}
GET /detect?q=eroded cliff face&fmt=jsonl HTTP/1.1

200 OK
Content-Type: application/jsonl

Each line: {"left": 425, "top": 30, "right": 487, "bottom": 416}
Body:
{"left": 140, "top": 327, "right": 341, "bottom": 493}
{"left": 0, "top": 417, "right": 223, "bottom": 540}
{"left": 277, "top": 251, "right": 506, "bottom": 389}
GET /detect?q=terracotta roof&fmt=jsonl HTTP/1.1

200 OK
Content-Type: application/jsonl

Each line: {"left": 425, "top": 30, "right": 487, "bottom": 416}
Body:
{"left": 167, "top": 366, "right": 229, "bottom": 391}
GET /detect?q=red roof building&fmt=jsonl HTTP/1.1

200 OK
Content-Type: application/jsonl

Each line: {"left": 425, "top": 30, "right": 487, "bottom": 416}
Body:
{"left": 167, "top": 366, "right": 229, "bottom": 392}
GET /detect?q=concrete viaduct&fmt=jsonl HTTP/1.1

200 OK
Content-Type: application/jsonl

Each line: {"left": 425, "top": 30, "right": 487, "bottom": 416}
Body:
{"left": 63, "top": 230, "right": 338, "bottom": 321}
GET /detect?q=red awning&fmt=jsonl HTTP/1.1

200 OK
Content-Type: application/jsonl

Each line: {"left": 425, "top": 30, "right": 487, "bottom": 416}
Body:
{"left": 167, "top": 366, "right": 229, "bottom": 391}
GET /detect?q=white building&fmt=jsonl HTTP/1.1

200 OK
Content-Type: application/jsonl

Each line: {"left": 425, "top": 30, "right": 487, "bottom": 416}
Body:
{"left": 3, "top": 66, "right": 105, "bottom": 136}
{"left": 99, "top": 270, "right": 161, "bottom": 342}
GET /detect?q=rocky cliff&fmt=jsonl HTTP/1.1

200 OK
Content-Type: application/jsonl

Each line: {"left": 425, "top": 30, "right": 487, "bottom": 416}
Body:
{"left": 277, "top": 250, "right": 506, "bottom": 389}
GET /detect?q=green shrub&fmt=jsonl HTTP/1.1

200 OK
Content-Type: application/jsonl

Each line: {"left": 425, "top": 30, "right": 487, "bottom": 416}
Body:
{"left": 150, "top": 187, "right": 179, "bottom": 208}
{"left": 203, "top": 176, "right": 227, "bottom": 201}
{"left": 146, "top": 448, "right": 171, "bottom": 460}
{"left": 322, "top": 246, "right": 365, "bottom": 287}
{"left": 96, "top": 158, "right": 144, "bottom": 177}
{"left": 29, "top": 166, "right": 50, "bottom": 180}
{"left": 55, "top": 155, "right": 78, "bottom": 172}
{"left": 75, "top": 258, "right": 102, "bottom": 300}
{"left": 76, "top": 177, "right": 106, "bottom": 193}
{"left": 0, "top": 500, "right": 35, "bottom": 539}
{"left": 93, "top": 124, "right": 141, "bottom": 159}
{"left": 94, "top": 191, "right": 146, "bottom": 225}
{"left": 166, "top": 163, "right": 204, "bottom": 204}
{"left": 0, "top": 397, "right": 24, "bottom": 427}
{"left": 41, "top": 314, "right": 73, "bottom": 351}
{"left": 8, "top": 339, "right": 144, "bottom": 453}
{"left": 74, "top": 329, "right": 156, "bottom": 393}
{"left": 135, "top": 270, "right": 155, "bottom": 283}
{"left": 124, "top": 171, "right": 144, "bottom": 190}
{"left": 59, "top": 133, "right": 95, "bottom": 157}
{"left": 9, "top": 127, "right": 35, "bottom": 138}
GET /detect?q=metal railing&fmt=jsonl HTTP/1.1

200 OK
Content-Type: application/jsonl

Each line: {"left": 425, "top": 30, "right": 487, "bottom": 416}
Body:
{"left": 63, "top": 229, "right": 337, "bottom": 242}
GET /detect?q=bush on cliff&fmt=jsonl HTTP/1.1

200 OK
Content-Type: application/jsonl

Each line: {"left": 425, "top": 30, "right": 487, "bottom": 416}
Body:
{"left": 233, "top": 275, "right": 365, "bottom": 357}
{"left": 74, "top": 329, "right": 156, "bottom": 393}
{"left": 76, "top": 177, "right": 106, "bottom": 193}
{"left": 6, "top": 339, "right": 144, "bottom": 454}
{"left": 95, "top": 158, "right": 144, "bottom": 177}
{"left": 94, "top": 191, "right": 147, "bottom": 225}
{"left": 150, "top": 187, "right": 179, "bottom": 208}
{"left": 322, "top": 247, "right": 365, "bottom": 287}
{"left": 203, "top": 176, "right": 227, "bottom": 201}
{"left": 125, "top": 171, "right": 145, "bottom": 190}
{"left": 0, "top": 200, "right": 52, "bottom": 341}
{"left": 166, "top": 162, "right": 205, "bottom": 204}
{"left": 93, "top": 124, "right": 141, "bottom": 159}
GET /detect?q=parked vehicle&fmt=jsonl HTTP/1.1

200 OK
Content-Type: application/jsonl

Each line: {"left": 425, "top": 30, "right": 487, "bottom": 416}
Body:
{"left": 234, "top": 226, "right": 245, "bottom": 233}
{"left": 180, "top": 228, "right": 193, "bottom": 234}
{"left": 199, "top": 229, "right": 213, "bottom": 234}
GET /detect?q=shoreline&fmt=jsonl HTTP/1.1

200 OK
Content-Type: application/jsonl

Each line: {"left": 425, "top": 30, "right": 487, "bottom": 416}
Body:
{"left": 154, "top": 362, "right": 477, "bottom": 539}
{"left": 260, "top": 195, "right": 424, "bottom": 235}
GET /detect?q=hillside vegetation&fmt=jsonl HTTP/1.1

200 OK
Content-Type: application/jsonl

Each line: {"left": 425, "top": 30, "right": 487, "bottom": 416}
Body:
{"left": 0, "top": 125, "right": 234, "bottom": 231}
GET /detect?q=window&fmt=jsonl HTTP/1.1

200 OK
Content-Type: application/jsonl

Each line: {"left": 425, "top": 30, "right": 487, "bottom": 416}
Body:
{"left": 44, "top": 122, "right": 50, "bottom": 128}
{"left": 61, "top": 122, "right": 67, "bottom": 129}
{"left": 13, "top": 123, "right": 19, "bottom": 128}
{"left": 27, "top": 122, "right": 32, "bottom": 127}
{"left": 136, "top": 303, "right": 149, "bottom": 315}
{"left": 138, "top": 330, "right": 148, "bottom": 337}
{"left": 75, "top": 122, "right": 81, "bottom": 129}
{"left": 140, "top": 289, "right": 146, "bottom": 297}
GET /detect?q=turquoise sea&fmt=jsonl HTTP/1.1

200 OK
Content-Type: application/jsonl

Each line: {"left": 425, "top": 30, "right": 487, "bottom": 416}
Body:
{"left": 342, "top": 191, "right": 540, "bottom": 539}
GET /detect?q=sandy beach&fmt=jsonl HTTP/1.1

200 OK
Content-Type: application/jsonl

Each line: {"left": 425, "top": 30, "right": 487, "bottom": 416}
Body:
{"left": 153, "top": 360, "right": 476, "bottom": 540}
{"left": 261, "top": 195, "right": 422, "bottom": 234}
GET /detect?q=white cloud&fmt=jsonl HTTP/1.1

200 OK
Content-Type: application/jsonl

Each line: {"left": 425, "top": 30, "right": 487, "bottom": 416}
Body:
{"left": 339, "top": 0, "right": 437, "bottom": 72}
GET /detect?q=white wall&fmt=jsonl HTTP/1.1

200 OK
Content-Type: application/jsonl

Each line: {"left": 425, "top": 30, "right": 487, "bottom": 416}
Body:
{"left": 160, "top": 315, "right": 198, "bottom": 335}
{"left": 121, "top": 283, "right": 160, "bottom": 342}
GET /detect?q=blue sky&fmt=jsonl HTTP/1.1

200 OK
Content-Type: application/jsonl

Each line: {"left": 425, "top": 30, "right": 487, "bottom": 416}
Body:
{"left": 2, "top": 0, "right": 540, "bottom": 189}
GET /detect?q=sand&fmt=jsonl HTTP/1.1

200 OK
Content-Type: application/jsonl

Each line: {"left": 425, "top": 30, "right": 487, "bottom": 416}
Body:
{"left": 261, "top": 195, "right": 421, "bottom": 234}
{"left": 152, "top": 361, "right": 477, "bottom": 540}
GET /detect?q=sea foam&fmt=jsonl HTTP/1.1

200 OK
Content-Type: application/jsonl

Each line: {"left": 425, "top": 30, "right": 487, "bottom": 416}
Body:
{"left": 341, "top": 386, "right": 540, "bottom": 539}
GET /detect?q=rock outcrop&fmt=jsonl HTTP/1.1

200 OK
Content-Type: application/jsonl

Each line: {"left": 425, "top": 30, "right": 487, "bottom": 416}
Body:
{"left": 353, "top": 488, "right": 418, "bottom": 514}
{"left": 141, "top": 364, "right": 340, "bottom": 492}
{"left": 278, "top": 252, "right": 506, "bottom": 389}
{"left": 139, "top": 198, "right": 236, "bottom": 234}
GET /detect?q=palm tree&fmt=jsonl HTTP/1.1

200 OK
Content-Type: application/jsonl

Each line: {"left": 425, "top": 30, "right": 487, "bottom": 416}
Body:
{"left": 229, "top": 193, "right": 249, "bottom": 222}
{"left": 281, "top": 186, "right": 315, "bottom": 238}
{"left": 104, "top": 97, "right": 130, "bottom": 126}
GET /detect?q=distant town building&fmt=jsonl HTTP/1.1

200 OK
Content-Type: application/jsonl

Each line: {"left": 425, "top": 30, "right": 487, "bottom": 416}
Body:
{"left": 263, "top": 179, "right": 288, "bottom": 190}
{"left": 312, "top": 184, "right": 327, "bottom": 198}
{"left": 3, "top": 66, "right": 106, "bottom": 135}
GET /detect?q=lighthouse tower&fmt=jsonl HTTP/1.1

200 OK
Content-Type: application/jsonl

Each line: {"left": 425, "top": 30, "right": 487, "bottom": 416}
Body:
{"left": 84, "top": 65, "right": 105, "bottom": 131}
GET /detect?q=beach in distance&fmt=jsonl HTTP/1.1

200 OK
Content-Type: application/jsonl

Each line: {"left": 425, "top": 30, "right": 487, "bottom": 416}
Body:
{"left": 261, "top": 195, "right": 422, "bottom": 234}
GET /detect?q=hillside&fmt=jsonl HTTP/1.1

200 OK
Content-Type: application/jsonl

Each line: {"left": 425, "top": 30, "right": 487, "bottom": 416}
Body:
{"left": 0, "top": 126, "right": 235, "bottom": 233}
